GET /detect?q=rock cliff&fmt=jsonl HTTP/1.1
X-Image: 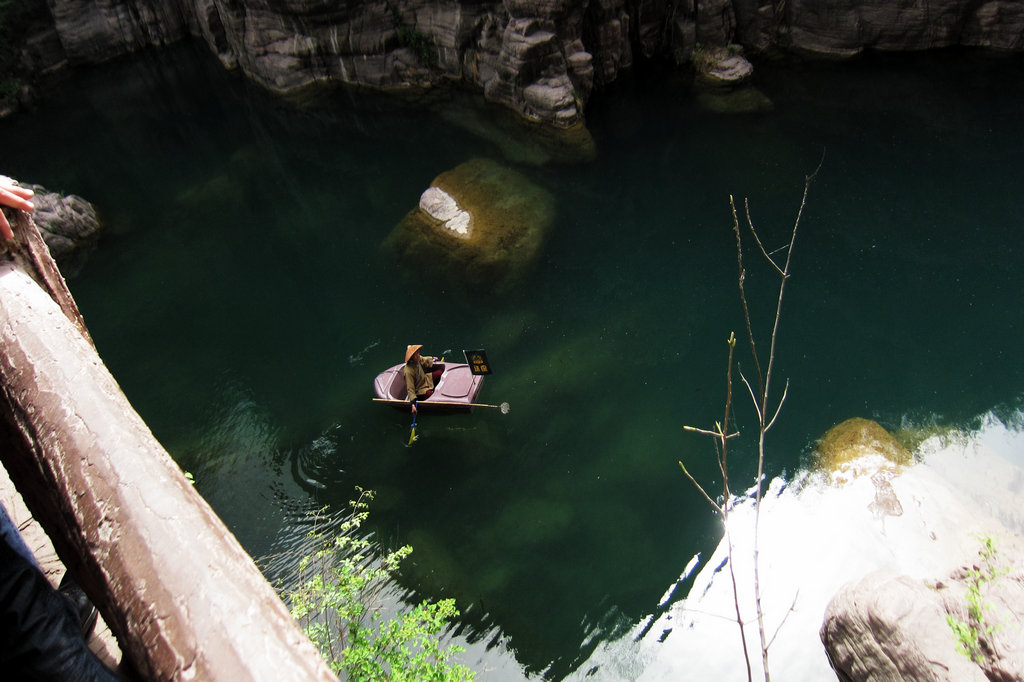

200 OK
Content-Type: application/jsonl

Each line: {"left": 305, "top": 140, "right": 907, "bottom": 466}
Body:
{"left": 17, "top": 0, "right": 1023, "bottom": 126}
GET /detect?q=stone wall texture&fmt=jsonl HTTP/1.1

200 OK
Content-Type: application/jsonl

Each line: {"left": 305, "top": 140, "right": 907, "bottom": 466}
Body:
{"left": 26, "top": 0, "right": 1021, "bottom": 125}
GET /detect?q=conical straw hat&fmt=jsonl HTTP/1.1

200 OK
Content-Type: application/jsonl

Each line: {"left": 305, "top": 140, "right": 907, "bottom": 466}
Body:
{"left": 405, "top": 344, "right": 423, "bottom": 362}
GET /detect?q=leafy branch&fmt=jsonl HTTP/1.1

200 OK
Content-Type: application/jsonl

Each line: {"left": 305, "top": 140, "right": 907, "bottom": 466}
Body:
{"left": 285, "top": 488, "right": 473, "bottom": 681}
{"left": 946, "top": 533, "right": 1010, "bottom": 664}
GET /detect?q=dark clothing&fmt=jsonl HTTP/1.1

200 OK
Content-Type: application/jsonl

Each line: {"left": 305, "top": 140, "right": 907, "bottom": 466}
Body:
{"left": 0, "top": 504, "right": 119, "bottom": 681}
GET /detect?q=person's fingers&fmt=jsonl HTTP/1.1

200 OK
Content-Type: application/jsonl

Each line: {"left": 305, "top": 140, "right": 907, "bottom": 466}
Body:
{"left": 0, "top": 185, "right": 34, "bottom": 212}
{"left": 0, "top": 180, "right": 34, "bottom": 239}
{"left": 4, "top": 183, "right": 34, "bottom": 199}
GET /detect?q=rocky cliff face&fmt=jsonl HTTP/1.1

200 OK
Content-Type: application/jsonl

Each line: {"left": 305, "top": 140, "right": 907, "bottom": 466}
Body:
{"left": 24, "top": 0, "right": 1024, "bottom": 125}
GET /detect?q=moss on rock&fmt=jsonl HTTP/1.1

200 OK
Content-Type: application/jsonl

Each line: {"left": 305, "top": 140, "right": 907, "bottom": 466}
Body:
{"left": 384, "top": 157, "right": 555, "bottom": 293}
{"left": 815, "top": 417, "right": 913, "bottom": 476}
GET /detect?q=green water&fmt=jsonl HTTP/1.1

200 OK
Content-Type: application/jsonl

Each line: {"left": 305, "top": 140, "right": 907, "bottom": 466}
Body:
{"left": 3, "top": 43, "right": 1023, "bottom": 678}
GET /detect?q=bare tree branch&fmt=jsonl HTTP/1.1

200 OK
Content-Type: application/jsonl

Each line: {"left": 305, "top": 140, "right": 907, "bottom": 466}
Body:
{"left": 764, "top": 379, "right": 790, "bottom": 433}
{"left": 739, "top": 370, "right": 763, "bottom": 422}
{"left": 731, "top": 197, "right": 765, "bottom": 403}
{"left": 681, "top": 158, "right": 822, "bottom": 682}
{"left": 767, "top": 590, "right": 801, "bottom": 651}
{"left": 683, "top": 425, "right": 740, "bottom": 439}
{"left": 677, "top": 461, "right": 724, "bottom": 515}
{"left": 745, "top": 198, "right": 785, "bottom": 277}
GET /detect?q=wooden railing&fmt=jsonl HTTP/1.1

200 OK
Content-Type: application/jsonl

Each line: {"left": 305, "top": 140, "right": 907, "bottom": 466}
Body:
{"left": 0, "top": 211, "right": 335, "bottom": 681}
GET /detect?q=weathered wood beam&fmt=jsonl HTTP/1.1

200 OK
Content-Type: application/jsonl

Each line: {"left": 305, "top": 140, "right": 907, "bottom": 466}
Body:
{"left": 1, "top": 208, "right": 93, "bottom": 345}
{"left": 0, "top": 212, "right": 335, "bottom": 681}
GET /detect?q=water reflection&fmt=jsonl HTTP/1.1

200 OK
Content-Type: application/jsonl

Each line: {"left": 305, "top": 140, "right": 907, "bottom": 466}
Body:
{"left": 571, "top": 407, "right": 1024, "bottom": 680}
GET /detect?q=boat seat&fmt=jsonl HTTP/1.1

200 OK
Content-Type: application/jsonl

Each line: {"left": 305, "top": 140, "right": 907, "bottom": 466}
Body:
{"left": 388, "top": 371, "right": 407, "bottom": 400}
{"left": 438, "top": 365, "right": 474, "bottom": 398}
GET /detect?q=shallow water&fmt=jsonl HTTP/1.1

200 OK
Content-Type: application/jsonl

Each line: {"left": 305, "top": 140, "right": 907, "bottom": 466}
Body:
{"left": 2, "top": 43, "right": 1023, "bottom": 678}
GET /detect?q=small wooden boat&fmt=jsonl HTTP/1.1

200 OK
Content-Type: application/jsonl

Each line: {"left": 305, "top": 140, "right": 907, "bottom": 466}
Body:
{"left": 373, "top": 361, "right": 486, "bottom": 413}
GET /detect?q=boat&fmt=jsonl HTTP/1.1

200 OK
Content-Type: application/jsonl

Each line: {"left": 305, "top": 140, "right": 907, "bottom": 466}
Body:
{"left": 372, "top": 350, "right": 490, "bottom": 413}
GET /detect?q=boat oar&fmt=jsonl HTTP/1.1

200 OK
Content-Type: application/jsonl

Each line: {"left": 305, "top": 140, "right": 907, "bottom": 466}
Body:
{"left": 408, "top": 410, "right": 418, "bottom": 446}
{"left": 374, "top": 398, "right": 510, "bottom": 413}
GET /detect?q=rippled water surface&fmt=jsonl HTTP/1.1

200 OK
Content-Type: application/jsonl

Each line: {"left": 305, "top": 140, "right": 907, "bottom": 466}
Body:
{"left": 2, "top": 43, "right": 1023, "bottom": 678}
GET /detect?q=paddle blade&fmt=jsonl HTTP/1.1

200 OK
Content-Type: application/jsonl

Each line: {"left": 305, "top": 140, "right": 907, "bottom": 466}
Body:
{"left": 408, "top": 426, "right": 417, "bottom": 445}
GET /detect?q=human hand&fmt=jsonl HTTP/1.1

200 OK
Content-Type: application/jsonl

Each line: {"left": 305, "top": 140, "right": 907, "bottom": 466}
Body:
{"left": 0, "top": 177, "right": 35, "bottom": 240}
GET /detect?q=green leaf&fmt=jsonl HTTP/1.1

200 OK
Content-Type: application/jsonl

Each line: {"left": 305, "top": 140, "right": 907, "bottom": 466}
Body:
{"left": 283, "top": 490, "right": 474, "bottom": 681}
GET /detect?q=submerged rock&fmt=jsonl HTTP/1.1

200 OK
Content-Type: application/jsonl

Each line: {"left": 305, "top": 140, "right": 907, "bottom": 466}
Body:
{"left": 695, "top": 86, "right": 774, "bottom": 114}
{"left": 491, "top": 497, "right": 575, "bottom": 549}
{"left": 690, "top": 45, "right": 772, "bottom": 115}
{"left": 384, "top": 158, "right": 554, "bottom": 293}
{"left": 814, "top": 417, "right": 913, "bottom": 479}
{"left": 437, "top": 99, "right": 597, "bottom": 165}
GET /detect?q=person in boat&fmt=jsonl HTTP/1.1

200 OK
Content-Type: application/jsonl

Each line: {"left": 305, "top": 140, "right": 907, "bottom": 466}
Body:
{"left": 404, "top": 345, "right": 443, "bottom": 415}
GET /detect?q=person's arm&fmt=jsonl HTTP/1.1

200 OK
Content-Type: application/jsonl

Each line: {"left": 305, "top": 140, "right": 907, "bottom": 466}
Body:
{"left": 403, "top": 366, "right": 418, "bottom": 413}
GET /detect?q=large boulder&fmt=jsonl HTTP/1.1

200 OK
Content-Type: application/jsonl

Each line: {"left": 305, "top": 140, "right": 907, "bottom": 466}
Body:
{"left": 695, "top": 85, "right": 774, "bottom": 114}
{"left": 822, "top": 561, "right": 1024, "bottom": 682}
{"left": 384, "top": 157, "right": 554, "bottom": 293}
{"left": 13, "top": 182, "right": 102, "bottom": 276}
{"left": 815, "top": 417, "right": 913, "bottom": 478}
{"left": 691, "top": 45, "right": 773, "bottom": 115}
{"left": 821, "top": 571, "right": 979, "bottom": 681}
{"left": 693, "top": 46, "right": 754, "bottom": 87}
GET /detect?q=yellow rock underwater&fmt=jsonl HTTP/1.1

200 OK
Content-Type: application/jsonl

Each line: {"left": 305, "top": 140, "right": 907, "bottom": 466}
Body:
{"left": 385, "top": 158, "right": 555, "bottom": 293}
{"left": 814, "top": 417, "right": 913, "bottom": 480}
